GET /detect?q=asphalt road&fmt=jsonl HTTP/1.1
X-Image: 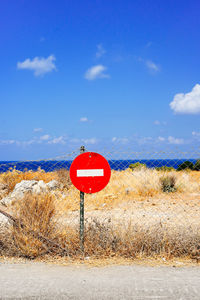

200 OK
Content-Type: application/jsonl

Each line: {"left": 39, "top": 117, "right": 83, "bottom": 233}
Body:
{"left": 0, "top": 262, "right": 200, "bottom": 299}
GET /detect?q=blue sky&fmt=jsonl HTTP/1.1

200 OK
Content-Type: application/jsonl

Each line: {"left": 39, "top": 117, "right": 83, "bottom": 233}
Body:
{"left": 0, "top": 0, "right": 200, "bottom": 160}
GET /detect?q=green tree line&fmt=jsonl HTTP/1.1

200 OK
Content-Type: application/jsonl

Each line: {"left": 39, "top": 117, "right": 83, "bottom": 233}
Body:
{"left": 129, "top": 160, "right": 200, "bottom": 171}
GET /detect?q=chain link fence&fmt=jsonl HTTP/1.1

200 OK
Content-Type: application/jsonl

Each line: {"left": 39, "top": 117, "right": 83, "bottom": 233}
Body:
{"left": 0, "top": 147, "right": 200, "bottom": 260}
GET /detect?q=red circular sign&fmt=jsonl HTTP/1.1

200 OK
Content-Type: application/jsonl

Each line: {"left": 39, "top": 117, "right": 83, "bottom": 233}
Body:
{"left": 70, "top": 152, "right": 111, "bottom": 194}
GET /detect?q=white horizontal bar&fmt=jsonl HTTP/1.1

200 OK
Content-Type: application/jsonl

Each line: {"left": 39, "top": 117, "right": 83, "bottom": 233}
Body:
{"left": 77, "top": 169, "right": 104, "bottom": 177}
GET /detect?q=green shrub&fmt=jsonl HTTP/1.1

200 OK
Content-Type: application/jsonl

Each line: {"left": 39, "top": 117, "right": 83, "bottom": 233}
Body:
{"left": 155, "top": 166, "right": 175, "bottom": 171}
{"left": 129, "top": 162, "right": 147, "bottom": 170}
{"left": 193, "top": 159, "right": 200, "bottom": 171}
{"left": 177, "top": 161, "right": 194, "bottom": 171}
{"left": 160, "top": 175, "right": 177, "bottom": 193}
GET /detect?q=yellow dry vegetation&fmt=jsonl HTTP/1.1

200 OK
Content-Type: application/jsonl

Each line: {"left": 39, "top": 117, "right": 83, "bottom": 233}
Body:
{"left": 0, "top": 167, "right": 56, "bottom": 193}
{"left": 12, "top": 193, "right": 56, "bottom": 258}
{"left": 55, "top": 168, "right": 200, "bottom": 213}
{"left": 5, "top": 190, "right": 200, "bottom": 260}
{"left": 0, "top": 167, "right": 200, "bottom": 211}
{"left": 0, "top": 167, "right": 200, "bottom": 260}
{"left": 0, "top": 167, "right": 72, "bottom": 197}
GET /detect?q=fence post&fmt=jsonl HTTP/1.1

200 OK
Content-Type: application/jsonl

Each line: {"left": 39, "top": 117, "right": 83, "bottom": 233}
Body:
{"left": 80, "top": 145, "right": 85, "bottom": 254}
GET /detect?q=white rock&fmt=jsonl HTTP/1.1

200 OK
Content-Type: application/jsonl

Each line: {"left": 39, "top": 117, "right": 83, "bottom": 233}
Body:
{"left": 46, "top": 180, "right": 60, "bottom": 191}
{"left": 0, "top": 196, "right": 14, "bottom": 207}
{"left": 0, "top": 180, "right": 49, "bottom": 206}
{"left": 0, "top": 213, "right": 10, "bottom": 230}
{"left": 32, "top": 180, "right": 48, "bottom": 194}
{"left": 12, "top": 180, "right": 38, "bottom": 198}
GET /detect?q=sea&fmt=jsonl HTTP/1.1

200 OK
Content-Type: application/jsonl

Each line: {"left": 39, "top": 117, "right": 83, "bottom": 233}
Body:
{"left": 0, "top": 159, "right": 198, "bottom": 173}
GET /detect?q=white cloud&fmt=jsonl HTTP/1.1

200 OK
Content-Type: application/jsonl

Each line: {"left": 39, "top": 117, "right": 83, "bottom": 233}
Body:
{"left": 170, "top": 84, "right": 200, "bottom": 114}
{"left": 80, "top": 117, "right": 89, "bottom": 122}
{"left": 21, "top": 139, "right": 36, "bottom": 146}
{"left": 48, "top": 136, "right": 66, "bottom": 145}
{"left": 138, "top": 57, "right": 159, "bottom": 73}
{"left": 154, "top": 120, "right": 167, "bottom": 126}
{"left": 168, "top": 136, "right": 184, "bottom": 145}
{"left": 137, "top": 136, "right": 153, "bottom": 144}
{"left": 84, "top": 65, "right": 110, "bottom": 80}
{"left": 69, "top": 138, "right": 98, "bottom": 145}
{"left": 158, "top": 136, "right": 165, "bottom": 142}
{"left": 96, "top": 44, "right": 106, "bottom": 58}
{"left": 192, "top": 131, "right": 200, "bottom": 136}
{"left": 112, "top": 137, "right": 129, "bottom": 144}
{"left": 34, "top": 128, "right": 43, "bottom": 133}
{"left": 145, "top": 60, "right": 159, "bottom": 72}
{"left": 17, "top": 55, "right": 56, "bottom": 76}
{"left": 0, "top": 139, "right": 16, "bottom": 145}
{"left": 82, "top": 138, "right": 98, "bottom": 145}
{"left": 154, "top": 120, "right": 160, "bottom": 125}
{"left": 70, "top": 138, "right": 81, "bottom": 144}
{"left": 0, "top": 135, "right": 68, "bottom": 147}
{"left": 0, "top": 139, "right": 38, "bottom": 146}
{"left": 192, "top": 131, "right": 200, "bottom": 141}
{"left": 40, "top": 134, "right": 51, "bottom": 141}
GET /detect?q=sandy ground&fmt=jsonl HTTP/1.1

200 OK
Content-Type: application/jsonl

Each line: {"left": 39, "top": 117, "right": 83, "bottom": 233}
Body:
{"left": 58, "top": 193, "right": 200, "bottom": 229}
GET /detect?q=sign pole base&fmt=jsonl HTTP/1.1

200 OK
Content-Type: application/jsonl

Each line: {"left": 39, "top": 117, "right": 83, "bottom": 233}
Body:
{"left": 80, "top": 191, "right": 84, "bottom": 254}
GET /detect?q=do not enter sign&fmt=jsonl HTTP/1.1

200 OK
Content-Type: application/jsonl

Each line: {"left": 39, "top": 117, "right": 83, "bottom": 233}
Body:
{"left": 70, "top": 152, "right": 111, "bottom": 193}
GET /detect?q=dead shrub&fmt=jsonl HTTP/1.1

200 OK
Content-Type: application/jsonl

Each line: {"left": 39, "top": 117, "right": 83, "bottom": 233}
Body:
{"left": 12, "top": 193, "right": 59, "bottom": 258}
{"left": 83, "top": 220, "right": 200, "bottom": 259}
{"left": 84, "top": 219, "right": 115, "bottom": 257}
{"left": 160, "top": 175, "right": 177, "bottom": 193}
{"left": 55, "top": 168, "right": 72, "bottom": 190}
{"left": 0, "top": 225, "right": 16, "bottom": 256}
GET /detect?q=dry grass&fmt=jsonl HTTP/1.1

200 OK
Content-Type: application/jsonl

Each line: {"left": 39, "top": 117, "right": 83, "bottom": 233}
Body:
{"left": 1, "top": 167, "right": 200, "bottom": 202}
{"left": 0, "top": 168, "right": 200, "bottom": 261}
{"left": 11, "top": 193, "right": 60, "bottom": 258}
{"left": 55, "top": 168, "right": 72, "bottom": 190}
{"left": 0, "top": 223, "right": 15, "bottom": 257}
{"left": 2, "top": 208, "right": 200, "bottom": 260}
{"left": 53, "top": 168, "right": 200, "bottom": 212}
{"left": 83, "top": 220, "right": 200, "bottom": 259}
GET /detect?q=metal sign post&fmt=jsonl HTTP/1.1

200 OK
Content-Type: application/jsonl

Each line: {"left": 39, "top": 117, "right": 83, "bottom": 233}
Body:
{"left": 79, "top": 146, "right": 85, "bottom": 254}
{"left": 70, "top": 146, "right": 111, "bottom": 255}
